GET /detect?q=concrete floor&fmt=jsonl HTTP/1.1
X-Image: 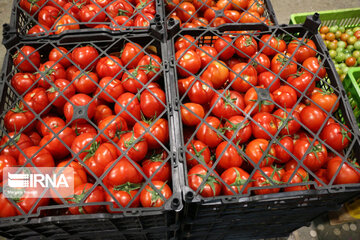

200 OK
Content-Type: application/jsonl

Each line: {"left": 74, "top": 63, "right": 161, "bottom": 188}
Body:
{"left": 0, "top": 1, "right": 359, "bottom": 240}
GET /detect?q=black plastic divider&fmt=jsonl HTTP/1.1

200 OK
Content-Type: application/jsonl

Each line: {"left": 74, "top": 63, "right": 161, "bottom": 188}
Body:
{"left": 166, "top": 18, "right": 360, "bottom": 239}
{"left": 0, "top": 31, "right": 182, "bottom": 239}
{"left": 4, "top": 0, "right": 166, "bottom": 45}
{"left": 164, "top": 0, "right": 278, "bottom": 29}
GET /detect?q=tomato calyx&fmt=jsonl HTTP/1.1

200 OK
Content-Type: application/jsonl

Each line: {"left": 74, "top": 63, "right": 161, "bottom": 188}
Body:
{"left": 114, "top": 122, "right": 129, "bottom": 140}
{"left": 122, "top": 67, "right": 139, "bottom": 83}
{"left": 190, "top": 173, "right": 220, "bottom": 196}
{"left": 124, "top": 132, "right": 143, "bottom": 151}
{"left": 229, "top": 168, "right": 248, "bottom": 193}
{"left": 340, "top": 127, "right": 352, "bottom": 145}
{"left": 249, "top": 99, "right": 273, "bottom": 112}
{"left": 71, "top": 0, "right": 86, "bottom": 9}
{"left": 243, "top": 36, "right": 254, "bottom": 47}
{"left": 4, "top": 132, "right": 21, "bottom": 148}
{"left": 145, "top": 181, "right": 168, "bottom": 207}
{"left": 259, "top": 147, "right": 280, "bottom": 165}
{"left": 305, "top": 137, "right": 323, "bottom": 162}
{"left": 275, "top": 54, "right": 292, "bottom": 67}
{"left": 67, "top": 185, "right": 89, "bottom": 214}
{"left": 223, "top": 118, "right": 250, "bottom": 132}
{"left": 46, "top": 86, "right": 58, "bottom": 93}
{"left": 136, "top": 0, "right": 149, "bottom": 10}
{"left": 259, "top": 165, "right": 282, "bottom": 186}
{"left": 117, "top": 9, "right": 130, "bottom": 16}
{"left": 188, "top": 142, "right": 207, "bottom": 164}
{"left": 223, "top": 90, "right": 238, "bottom": 111}
{"left": 35, "top": 65, "right": 56, "bottom": 78}
{"left": 297, "top": 171, "right": 310, "bottom": 190}
{"left": 73, "top": 123, "right": 80, "bottom": 136}
{"left": 149, "top": 152, "right": 165, "bottom": 162}
{"left": 138, "top": 59, "right": 160, "bottom": 75}
{"left": 11, "top": 102, "right": 28, "bottom": 113}
{"left": 82, "top": 141, "right": 100, "bottom": 161}
{"left": 113, "top": 182, "right": 141, "bottom": 198}
{"left": 273, "top": 114, "right": 293, "bottom": 135}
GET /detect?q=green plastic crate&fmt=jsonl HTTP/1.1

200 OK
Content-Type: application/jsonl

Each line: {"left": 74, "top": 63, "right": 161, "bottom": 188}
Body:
{"left": 343, "top": 67, "right": 360, "bottom": 126}
{"left": 290, "top": 8, "right": 360, "bottom": 27}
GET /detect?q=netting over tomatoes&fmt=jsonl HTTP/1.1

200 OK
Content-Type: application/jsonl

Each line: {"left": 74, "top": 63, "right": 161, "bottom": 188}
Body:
{"left": 165, "top": 0, "right": 277, "bottom": 29}
{"left": 171, "top": 26, "right": 360, "bottom": 202}
{"left": 0, "top": 35, "right": 182, "bottom": 222}
{"left": 11, "top": 0, "right": 161, "bottom": 38}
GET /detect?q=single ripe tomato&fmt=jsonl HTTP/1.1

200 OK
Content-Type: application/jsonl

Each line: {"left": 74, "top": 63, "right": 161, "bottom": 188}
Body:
{"left": 106, "top": 0, "right": 134, "bottom": 18}
{"left": 214, "top": 36, "right": 235, "bottom": 60}
{"left": 67, "top": 183, "right": 105, "bottom": 214}
{"left": 72, "top": 71, "right": 99, "bottom": 94}
{"left": 0, "top": 155, "right": 17, "bottom": 179}
{"left": 11, "top": 73, "right": 36, "bottom": 96}
{"left": 287, "top": 71, "right": 315, "bottom": 97}
{"left": 71, "top": 133, "right": 102, "bottom": 160}
{"left": 248, "top": 53, "right": 270, "bottom": 73}
{"left": 258, "top": 71, "right": 281, "bottom": 93}
{"left": 196, "top": 116, "right": 223, "bottom": 148}
{"left": 115, "top": 92, "right": 141, "bottom": 126}
{"left": 85, "top": 143, "right": 118, "bottom": 177}
{"left": 229, "top": 63, "right": 257, "bottom": 93}
{"left": 287, "top": 38, "right": 317, "bottom": 63}
{"left": 71, "top": 46, "right": 99, "bottom": 70}
{"left": 175, "top": 49, "right": 201, "bottom": 77}
{"left": 215, "top": 141, "right": 243, "bottom": 171}
{"left": 0, "top": 132, "right": 33, "bottom": 159}
{"left": 201, "top": 60, "right": 229, "bottom": 89}
{"left": 327, "top": 156, "right": 360, "bottom": 185}
{"left": 210, "top": 90, "right": 245, "bottom": 119}
{"left": 27, "top": 24, "right": 49, "bottom": 35}
{"left": 224, "top": 115, "right": 252, "bottom": 144}
{"left": 185, "top": 140, "right": 211, "bottom": 168}
{"left": 273, "top": 136, "right": 294, "bottom": 164}
{"left": 196, "top": 46, "right": 218, "bottom": 69}
{"left": 273, "top": 108, "right": 301, "bottom": 135}
{"left": 121, "top": 42, "right": 144, "bottom": 69}
{"left": 271, "top": 53, "right": 297, "bottom": 79}
{"left": 142, "top": 157, "right": 171, "bottom": 182}
{"left": 251, "top": 112, "right": 278, "bottom": 140}
{"left": 18, "top": 146, "right": 55, "bottom": 168}
{"left": 302, "top": 57, "right": 326, "bottom": 80}
{"left": 105, "top": 158, "right": 144, "bottom": 186}
{"left": 175, "top": 35, "right": 197, "bottom": 51}
{"left": 47, "top": 79, "right": 76, "bottom": 108}
{"left": 140, "top": 181, "right": 172, "bottom": 207}
{"left": 245, "top": 139, "right": 276, "bottom": 167}
{"left": 98, "top": 115, "right": 128, "bottom": 143}
{"left": 300, "top": 106, "right": 326, "bottom": 133}
{"left": 221, "top": 167, "right": 252, "bottom": 195}
{"left": 79, "top": 4, "right": 106, "bottom": 27}
{"left": 259, "top": 35, "right": 286, "bottom": 56}
{"left": 282, "top": 168, "right": 310, "bottom": 192}
{"left": 188, "top": 164, "right": 221, "bottom": 197}
{"left": 320, "top": 123, "right": 352, "bottom": 152}
{"left": 23, "top": 88, "right": 50, "bottom": 114}
{"left": 49, "top": 47, "right": 72, "bottom": 68}
{"left": 310, "top": 88, "right": 339, "bottom": 113}
{"left": 140, "top": 88, "right": 166, "bottom": 118}
{"left": 71, "top": 122, "right": 97, "bottom": 136}
{"left": 188, "top": 77, "right": 214, "bottom": 105}
{"left": 38, "top": 6, "right": 60, "bottom": 28}
{"left": 137, "top": 54, "right": 162, "bottom": 81}
{"left": 252, "top": 166, "right": 281, "bottom": 195}
{"left": 13, "top": 46, "right": 40, "bottom": 72}
{"left": 93, "top": 105, "right": 113, "bottom": 125}
{"left": 4, "top": 103, "right": 35, "bottom": 133}
{"left": 53, "top": 15, "right": 80, "bottom": 35}
{"left": 121, "top": 68, "right": 148, "bottom": 93}
{"left": 36, "top": 116, "right": 66, "bottom": 137}
{"left": 133, "top": 118, "right": 169, "bottom": 149}
{"left": 106, "top": 183, "right": 141, "bottom": 212}
{"left": 293, "top": 138, "right": 327, "bottom": 172}
{"left": 117, "top": 132, "right": 148, "bottom": 162}
{"left": 96, "top": 56, "right": 123, "bottom": 78}
{"left": 234, "top": 35, "right": 258, "bottom": 59}
{"left": 181, "top": 103, "right": 205, "bottom": 127}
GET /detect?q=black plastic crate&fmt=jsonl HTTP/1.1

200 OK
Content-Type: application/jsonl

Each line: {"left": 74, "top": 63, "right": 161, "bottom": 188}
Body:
{"left": 5, "top": 0, "right": 165, "bottom": 41}
{"left": 0, "top": 32, "right": 182, "bottom": 239}
{"left": 164, "top": 0, "right": 278, "bottom": 30}
{"left": 167, "top": 16, "right": 360, "bottom": 239}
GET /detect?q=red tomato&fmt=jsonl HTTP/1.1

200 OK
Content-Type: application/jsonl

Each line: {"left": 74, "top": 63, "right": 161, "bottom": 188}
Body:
{"left": 106, "top": 183, "right": 141, "bottom": 212}
{"left": 0, "top": 194, "right": 18, "bottom": 217}
{"left": 98, "top": 115, "right": 128, "bottom": 143}
{"left": 259, "top": 35, "right": 286, "bottom": 56}
{"left": 201, "top": 60, "right": 229, "bottom": 89}
{"left": 96, "top": 56, "right": 123, "bottom": 78}
{"left": 72, "top": 71, "right": 98, "bottom": 94}
{"left": 0, "top": 155, "right": 17, "bottom": 179}
{"left": 320, "top": 123, "right": 352, "bottom": 152}
{"left": 49, "top": 47, "right": 72, "bottom": 68}
{"left": 133, "top": 118, "right": 169, "bottom": 149}
{"left": 16, "top": 186, "right": 49, "bottom": 214}
{"left": 71, "top": 122, "right": 97, "bottom": 136}
{"left": 274, "top": 136, "right": 294, "bottom": 164}
{"left": 185, "top": 140, "right": 211, "bottom": 167}
{"left": 106, "top": 0, "right": 134, "bottom": 18}
{"left": 140, "top": 88, "right": 166, "bottom": 118}
{"left": 96, "top": 77, "right": 124, "bottom": 103}
{"left": 84, "top": 142, "right": 118, "bottom": 177}
{"left": 188, "top": 77, "right": 214, "bottom": 105}
{"left": 27, "top": 24, "right": 49, "bottom": 35}
{"left": 230, "top": 63, "right": 257, "bottom": 93}
{"left": 196, "top": 46, "right": 218, "bottom": 68}
{"left": 178, "top": 76, "right": 194, "bottom": 96}
{"left": 252, "top": 166, "right": 281, "bottom": 195}
{"left": 273, "top": 108, "right": 301, "bottom": 135}
{"left": 221, "top": 167, "right": 252, "bottom": 195}
{"left": 224, "top": 115, "right": 252, "bottom": 144}
{"left": 176, "top": 2, "right": 196, "bottom": 22}
{"left": 66, "top": 65, "right": 79, "bottom": 81}
{"left": 53, "top": 15, "right": 80, "bottom": 34}
{"left": 142, "top": 157, "right": 171, "bottom": 182}
{"left": 115, "top": 92, "right": 141, "bottom": 126}
{"left": 234, "top": 35, "right": 258, "bottom": 59}
{"left": 271, "top": 53, "right": 297, "bottom": 79}
{"left": 20, "top": 0, "right": 46, "bottom": 15}
{"left": 4, "top": 103, "right": 35, "bottom": 133}
{"left": 28, "top": 131, "right": 41, "bottom": 145}
{"left": 0, "top": 132, "right": 33, "bottom": 159}
{"left": 300, "top": 106, "right": 326, "bottom": 133}
{"left": 175, "top": 35, "right": 197, "bottom": 51}
{"left": 38, "top": 6, "right": 60, "bottom": 28}
{"left": 121, "top": 68, "right": 148, "bottom": 93}
{"left": 39, "top": 127, "right": 76, "bottom": 160}
{"left": 196, "top": 116, "right": 223, "bottom": 148}
{"left": 249, "top": 53, "right": 270, "bottom": 73}
{"left": 79, "top": 4, "right": 106, "bottom": 27}
{"left": 188, "top": 164, "right": 221, "bottom": 197}
{"left": 310, "top": 88, "right": 339, "bottom": 113}
{"left": 117, "top": 132, "right": 148, "bottom": 162}
{"left": 35, "top": 61, "right": 66, "bottom": 89}
{"left": 110, "top": 16, "right": 134, "bottom": 30}
{"left": 63, "top": 94, "right": 96, "bottom": 123}
{"left": 293, "top": 138, "right": 327, "bottom": 172}
{"left": 140, "top": 181, "right": 172, "bottom": 207}
{"left": 71, "top": 133, "right": 102, "bottom": 160}
{"left": 245, "top": 139, "right": 276, "bottom": 167}
{"left": 257, "top": 71, "right": 281, "bottom": 93}
{"left": 121, "top": 42, "right": 144, "bottom": 69}
{"left": 214, "top": 36, "right": 235, "bottom": 60}
{"left": 11, "top": 73, "right": 35, "bottom": 95}
{"left": 93, "top": 105, "right": 113, "bottom": 125}
{"left": 63, "top": 1, "right": 84, "bottom": 20}
{"left": 272, "top": 85, "right": 298, "bottom": 108}
{"left": 176, "top": 49, "right": 201, "bottom": 77}
{"left": 137, "top": 54, "right": 162, "bottom": 81}
{"left": 134, "top": 13, "right": 155, "bottom": 28}
{"left": 13, "top": 46, "right": 40, "bottom": 72}
{"left": 282, "top": 168, "right": 310, "bottom": 192}
{"left": 23, "top": 88, "right": 50, "bottom": 114}
{"left": 314, "top": 168, "right": 329, "bottom": 187}
{"left": 47, "top": 78, "right": 76, "bottom": 108}
{"left": 302, "top": 57, "right": 326, "bottom": 80}
{"left": 287, "top": 38, "right": 317, "bottom": 63}
{"left": 251, "top": 112, "right": 278, "bottom": 140}
{"left": 18, "top": 146, "right": 55, "bottom": 167}
{"left": 68, "top": 183, "right": 105, "bottom": 214}
{"left": 36, "top": 116, "right": 66, "bottom": 137}
{"left": 181, "top": 103, "right": 205, "bottom": 127}
{"left": 287, "top": 71, "right": 315, "bottom": 97}
{"left": 105, "top": 158, "right": 144, "bottom": 186}
{"left": 71, "top": 46, "right": 99, "bottom": 70}
{"left": 215, "top": 141, "right": 243, "bottom": 171}
{"left": 210, "top": 90, "right": 245, "bottom": 119}
{"left": 327, "top": 156, "right": 360, "bottom": 185}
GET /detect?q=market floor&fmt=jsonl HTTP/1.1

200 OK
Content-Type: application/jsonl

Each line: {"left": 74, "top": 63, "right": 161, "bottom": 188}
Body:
{"left": 0, "top": 1, "right": 360, "bottom": 240}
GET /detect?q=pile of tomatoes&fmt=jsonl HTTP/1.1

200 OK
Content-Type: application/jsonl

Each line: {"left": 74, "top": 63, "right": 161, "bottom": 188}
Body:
{"left": 20, "top": 0, "right": 156, "bottom": 35}
{"left": 175, "top": 32, "right": 360, "bottom": 197}
{"left": 166, "top": 0, "right": 271, "bottom": 28}
{"left": 0, "top": 40, "right": 173, "bottom": 218}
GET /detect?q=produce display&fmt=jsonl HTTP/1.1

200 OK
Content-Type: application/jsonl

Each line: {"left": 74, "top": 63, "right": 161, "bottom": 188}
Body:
{"left": 16, "top": 0, "right": 157, "bottom": 36}
{"left": 165, "top": 0, "right": 274, "bottom": 28}
{"left": 173, "top": 29, "right": 360, "bottom": 199}
{"left": 0, "top": 38, "right": 175, "bottom": 218}
{"left": 320, "top": 25, "right": 360, "bottom": 80}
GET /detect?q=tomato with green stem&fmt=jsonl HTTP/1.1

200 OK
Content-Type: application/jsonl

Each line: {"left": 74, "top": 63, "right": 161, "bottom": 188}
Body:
{"left": 106, "top": 0, "right": 134, "bottom": 18}
{"left": 327, "top": 156, "right": 360, "bottom": 185}
{"left": 234, "top": 35, "right": 258, "bottom": 59}
{"left": 282, "top": 168, "right": 310, "bottom": 192}
{"left": 20, "top": 0, "right": 46, "bottom": 15}
{"left": 0, "top": 132, "right": 33, "bottom": 159}
{"left": 245, "top": 139, "right": 276, "bottom": 167}
{"left": 293, "top": 137, "right": 327, "bottom": 172}
{"left": 252, "top": 166, "right": 281, "bottom": 195}
{"left": 188, "top": 164, "right": 221, "bottom": 197}
{"left": 185, "top": 140, "right": 211, "bottom": 168}
{"left": 4, "top": 102, "right": 35, "bottom": 133}
{"left": 287, "top": 38, "right": 317, "bottom": 63}
{"left": 71, "top": 122, "right": 97, "bottom": 136}
{"left": 137, "top": 54, "right": 162, "bottom": 81}
{"left": 271, "top": 53, "right": 297, "bottom": 79}
{"left": 224, "top": 115, "right": 252, "bottom": 144}
{"left": 140, "top": 181, "right": 172, "bottom": 207}
{"left": 133, "top": 118, "right": 169, "bottom": 149}
{"left": 310, "top": 88, "right": 339, "bottom": 113}
{"left": 106, "top": 182, "right": 141, "bottom": 212}
{"left": 72, "top": 71, "right": 98, "bottom": 94}
{"left": 142, "top": 155, "right": 171, "bottom": 182}
{"left": 196, "top": 116, "right": 223, "bottom": 148}
{"left": 320, "top": 123, "right": 352, "bottom": 152}
{"left": 287, "top": 71, "right": 315, "bottom": 97}
{"left": 210, "top": 90, "right": 245, "bottom": 119}
{"left": 273, "top": 108, "right": 301, "bottom": 135}
{"left": 215, "top": 141, "right": 243, "bottom": 171}
{"left": 98, "top": 115, "right": 128, "bottom": 143}
{"left": 68, "top": 183, "right": 105, "bottom": 214}
{"left": 121, "top": 68, "right": 148, "bottom": 94}
{"left": 117, "top": 132, "right": 148, "bottom": 162}
{"left": 259, "top": 35, "right": 286, "bottom": 56}
{"left": 221, "top": 167, "right": 252, "bottom": 195}
{"left": 47, "top": 79, "right": 76, "bottom": 109}
{"left": 251, "top": 112, "right": 278, "bottom": 140}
